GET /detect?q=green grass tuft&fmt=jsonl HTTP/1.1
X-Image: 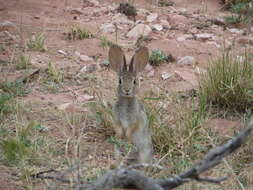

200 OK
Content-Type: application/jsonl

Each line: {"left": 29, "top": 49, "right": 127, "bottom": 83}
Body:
{"left": 67, "top": 25, "right": 94, "bottom": 40}
{"left": 27, "top": 33, "right": 46, "bottom": 52}
{"left": 15, "top": 54, "right": 31, "bottom": 70}
{"left": 199, "top": 51, "right": 253, "bottom": 111}
{"left": 149, "top": 50, "right": 168, "bottom": 66}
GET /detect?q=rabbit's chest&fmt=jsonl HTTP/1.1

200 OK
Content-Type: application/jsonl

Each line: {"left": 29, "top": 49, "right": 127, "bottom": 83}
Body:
{"left": 115, "top": 102, "right": 139, "bottom": 130}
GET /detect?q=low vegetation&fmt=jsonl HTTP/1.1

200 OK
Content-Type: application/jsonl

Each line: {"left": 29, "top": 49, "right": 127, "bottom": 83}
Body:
{"left": 199, "top": 50, "right": 253, "bottom": 111}
{"left": 149, "top": 50, "right": 169, "bottom": 66}
{"left": 15, "top": 53, "right": 31, "bottom": 70}
{"left": 27, "top": 33, "right": 47, "bottom": 52}
{"left": 67, "top": 25, "right": 94, "bottom": 40}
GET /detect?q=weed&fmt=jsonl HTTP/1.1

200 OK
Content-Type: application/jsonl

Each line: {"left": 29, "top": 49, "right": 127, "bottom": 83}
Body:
{"left": 46, "top": 61, "right": 63, "bottom": 83}
{"left": 149, "top": 50, "right": 168, "bottom": 66}
{"left": 199, "top": 51, "right": 253, "bottom": 111}
{"left": 0, "top": 81, "right": 30, "bottom": 97}
{"left": 100, "top": 36, "right": 115, "bottom": 49}
{"left": 224, "top": 1, "right": 253, "bottom": 25}
{"left": 15, "top": 54, "right": 31, "bottom": 70}
{"left": 0, "top": 93, "right": 14, "bottom": 118}
{"left": 67, "top": 25, "right": 94, "bottom": 40}
{"left": 0, "top": 120, "right": 49, "bottom": 166}
{"left": 27, "top": 33, "right": 46, "bottom": 52}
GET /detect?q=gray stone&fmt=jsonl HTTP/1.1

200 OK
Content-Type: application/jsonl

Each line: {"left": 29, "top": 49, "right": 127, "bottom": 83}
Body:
{"left": 195, "top": 33, "right": 214, "bottom": 41}
{"left": 177, "top": 56, "right": 196, "bottom": 65}
{"left": 152, "top": 24, "right": 163, "bottom": 31}
{"left": 228, "top": 28, "right": 244, "bottom": 34}
{"left": 100, "top": 23, "right": 116, "bottom": 33}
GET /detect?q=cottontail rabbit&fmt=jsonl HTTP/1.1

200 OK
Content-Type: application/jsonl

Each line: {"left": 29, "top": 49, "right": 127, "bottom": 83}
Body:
{"left": 108, "top": 45, "right": 153, "bottom": 164}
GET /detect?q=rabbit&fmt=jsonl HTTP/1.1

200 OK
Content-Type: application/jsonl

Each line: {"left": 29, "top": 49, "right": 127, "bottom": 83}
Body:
{"left": 108, "top": 45, "right": 153, "bottom": 164}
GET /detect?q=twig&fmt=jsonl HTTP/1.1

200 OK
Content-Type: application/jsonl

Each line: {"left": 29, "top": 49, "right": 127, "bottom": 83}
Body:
{"left": 75, "top": 119, "right": 253, "bottom": 190}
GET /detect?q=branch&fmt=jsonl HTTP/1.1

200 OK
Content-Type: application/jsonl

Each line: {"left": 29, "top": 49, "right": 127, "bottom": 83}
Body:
{"left": 75, "top": 119, "right": 253, "bottom": 190}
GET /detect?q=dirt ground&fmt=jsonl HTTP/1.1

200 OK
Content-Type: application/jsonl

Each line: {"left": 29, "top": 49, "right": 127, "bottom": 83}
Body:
{"left": 0, "top": 0, "right": 253, "bottom": 189}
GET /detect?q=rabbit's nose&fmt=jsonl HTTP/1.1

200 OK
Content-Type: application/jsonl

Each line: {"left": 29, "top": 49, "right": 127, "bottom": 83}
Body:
{"left": 125, "top": 89, "right": 130, "bottom": 94}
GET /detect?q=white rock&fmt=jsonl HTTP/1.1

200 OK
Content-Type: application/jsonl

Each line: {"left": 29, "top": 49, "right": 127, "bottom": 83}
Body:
{"left": 75, "top": 51, "right": 93, "bottom": 62}
{"left": 147, "top": 13, "right": 158, "bottom": 22}
{"left": 127, "top": 24, "right": 152, "bottom": 38}
{"left": 228, "top": 28, "right": 244, "bottom": 34}
{"left": 0, "top": 21, "right": 15, "bottom": 30}
{"left": 58, "top": 103, "right": 72, "bottom": 111}
{"left": 152, "top": 24, "right": 163, "bottom": 31}
{"left": 195, "top": 33, "right": 214, "bottom": 41}
{"left": 147, "top": 70, "right": 155, "bottom": 77}
{"left": 112, "top": 13, "right": 134, "bottom": 25}
{"left": 58, "top": 50, "right": 67, "bottom": 55}
{"left": 177, "top": 34, "right": 193, "bottom": 41}
{"left": 251, "top": 27, "right": 253, "bottom": 32}
{"left": 177, "top": 56, "right": 196, "bottom": 65}
{"left": 100, "top": 23, "right": 115, "bottom": 33}
{"left": 80, "top": 64, "right": 97, "bottom": 73}
{"left": 161, "top": 72, "right": 172, "bottom": 80}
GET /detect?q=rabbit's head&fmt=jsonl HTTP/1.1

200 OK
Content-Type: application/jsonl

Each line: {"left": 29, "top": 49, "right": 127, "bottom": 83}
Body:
{"left": 109, "top": 45, "right": 149, "bottom": 98}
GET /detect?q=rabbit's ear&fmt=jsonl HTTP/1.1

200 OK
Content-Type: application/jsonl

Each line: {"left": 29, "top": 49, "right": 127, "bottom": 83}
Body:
{"left": 109, "top": 45, "right": 127, "bottom": 73}
{"left": 129, "top": 46, "right": 149, "bottom": 73}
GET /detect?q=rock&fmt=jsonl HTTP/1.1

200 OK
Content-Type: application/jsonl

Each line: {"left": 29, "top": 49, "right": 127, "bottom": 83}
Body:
{"left": 147, "top": 13, "right": 158, "bottom": 22}
{"left": 174, "top": 68, "right": 198, "bottom": 86}
{"left": 127, "top": 24, "right": 152, "bottom": 38}
{"left": 195, "top": 33, "right": 214, "bottom": 41}
{"left": 77, "top": 94, "right": 94, "bottom": 102}
{"left": 83, "top": 0, "right": 99, "bottom": 7}
{"left": 237, "top": 36, "right": 253, "bottom": 46}
{"left": 147, "top": 70, "right": 155, "bottom": 77}
{"left": 161, "top": 72, "right": 172, "bottom": 80}
{"left": 58, "top": 50, "right": 67, "bottom": 55}
{"left": 75, "top": 51, "right": 93, "bottom": 62}
{"left": 70, "top": 8, "right": 83, "bottom": 15}
{"left": 228, "top": 28, "right": 244, "bottom": 34}
{"left": 211, "top": 17, "right": 226, "bottom": 26}
{"left": 160, "top": 19, "right": 171, "bottom": 29}
{"left": 251, "top": 27, "right": 253, "bottom": 32}
{"left": 100, "top": 23, "right": 116, "bottom": 33}
{"left": 176, "top": 34, "right": 193, "bottom": 41}
{"left": 112, "top": 13, "right": 134, "bottom": 25}
{"left": 80, "top": 64, "right": 97, "bottom": 73}
{"left": 169, "top": 14, "right": 187, "bottom": 25}
{"left": 152, "top": 24, "right": 163, "bottom": 31}
{"left": 145, "top": 64, "right": 153, "bottom": 72}
{"left": 0, "top": 21, "right": 15, "bottom": 31}
{"left": 177, "top": 56, "right": 196, "bottom": 65}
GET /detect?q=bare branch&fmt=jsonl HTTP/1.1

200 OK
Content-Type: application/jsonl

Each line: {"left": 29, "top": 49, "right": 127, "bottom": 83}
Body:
{"left": 74, "top": 119, "right": 253, "bottom": 190}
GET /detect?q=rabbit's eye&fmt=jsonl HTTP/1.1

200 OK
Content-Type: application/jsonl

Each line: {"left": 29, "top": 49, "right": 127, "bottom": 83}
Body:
{"left": 133, "top": 79, "right": 137, "bottom": 84}
{"left": 119, "top": 79, "right": 122, "bottom": 84}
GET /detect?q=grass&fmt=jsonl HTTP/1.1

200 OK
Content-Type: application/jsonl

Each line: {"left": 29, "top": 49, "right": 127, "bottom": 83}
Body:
{"left": 27, "top": 33, "right": 46, "bottom": 52}
{"left": 46, "top": 61, "right": 63, "bottom": 83}
{"left": 0, "top": 80, "right": 30, "bottom": 97}
{"left": 224, "top": 1, "right": 253, "bottom": 25}
{"left": 100, "top": 36, "right": 115, "bottom": 49}
{"left": 67, "top": 25, "right": 94, "bottom": 40}
{"left": 199, "top": 50, "right": 253, "bottom": 111}
{"left": 15, "top": 53, "right": 31, "bottom": 70}
{"left": 149, "top": 50, "right": 169, "bottom": 66}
